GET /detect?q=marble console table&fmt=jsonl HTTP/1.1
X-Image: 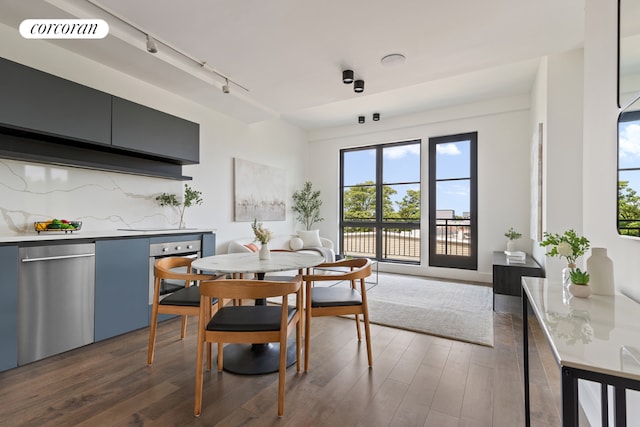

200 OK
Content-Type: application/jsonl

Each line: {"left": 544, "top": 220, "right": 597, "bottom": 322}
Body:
{"left": 521, "top": 277, "right": 640, "bottom": 426}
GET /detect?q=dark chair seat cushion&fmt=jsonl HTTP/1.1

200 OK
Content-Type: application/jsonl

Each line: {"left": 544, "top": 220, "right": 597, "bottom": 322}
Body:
{"left": 311, "top": 287, "right": 362, "bottom": 308}
{"left": 160, "top": 286, "right": 218, "bottom": 307}
{"left": 207, "top": 306, "right": 297, "bottom": 332}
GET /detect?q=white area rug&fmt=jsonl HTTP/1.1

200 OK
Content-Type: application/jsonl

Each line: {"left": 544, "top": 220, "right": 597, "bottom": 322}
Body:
{"left": 362, "top": 273, "right": 494, "bottom": 347}
{"left": 268, "top": 272, "right": 494, "bottom": 347}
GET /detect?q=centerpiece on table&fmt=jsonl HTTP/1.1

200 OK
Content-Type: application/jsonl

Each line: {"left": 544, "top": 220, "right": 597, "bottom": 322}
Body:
{"left": 539, "top": 229, "right": 590, "bottom": 288}
{"left": 252, "top": 219, "right": 272, "bottom": 260}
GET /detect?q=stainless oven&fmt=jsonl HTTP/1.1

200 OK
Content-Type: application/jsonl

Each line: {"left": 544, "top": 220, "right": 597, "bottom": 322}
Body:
{"left": 148, "top": 239, "right": 201, "bottom": 304}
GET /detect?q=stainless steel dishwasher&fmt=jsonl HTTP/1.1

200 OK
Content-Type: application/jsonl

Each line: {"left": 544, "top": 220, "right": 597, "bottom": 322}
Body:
{"left": 18, "top": 242, "right": 95, "bottom": 365}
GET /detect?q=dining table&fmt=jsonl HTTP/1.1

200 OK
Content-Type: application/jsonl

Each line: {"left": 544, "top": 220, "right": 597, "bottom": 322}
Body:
{"left": 191, "top": 251, "right": 324, "bottom": 375}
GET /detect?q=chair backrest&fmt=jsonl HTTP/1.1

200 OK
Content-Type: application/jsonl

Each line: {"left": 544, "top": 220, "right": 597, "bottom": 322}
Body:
{"left": 154, "top": 256, "right": 216, "bottom": 282}
{"left": 199, "top": 275, "right": 303, "bottom": 301}
{"left": 302, "top": 258, "right": 372, "bottom": 283}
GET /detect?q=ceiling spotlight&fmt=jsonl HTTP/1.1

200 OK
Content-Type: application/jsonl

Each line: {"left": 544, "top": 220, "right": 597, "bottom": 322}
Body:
{"left": 373, "top": 113, "right": 380, "bottom": 121}
{"left": 146, "top": 34, "right": 158, "bottom": 54}
{"left": 380, "top": 53, "right": 406, "bottom": 67}
{"left": 354, "top": 80, "right": 365, "bottom": 93}
{"left": 342, "top": 69, "right": 354, "bottom": 84}
{"left": 222, "top": 78, "right": 230, "bottom": 94}
{"left": 358, "top": 116, "right": 365, "bottom": 124}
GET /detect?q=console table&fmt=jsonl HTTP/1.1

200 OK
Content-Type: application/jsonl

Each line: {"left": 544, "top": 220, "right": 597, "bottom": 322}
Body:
{"left": 492, "top": 251, "right": 543, "bottom": 307}
{"left": 522, "top": 277, "right": 640, "bottom": 426}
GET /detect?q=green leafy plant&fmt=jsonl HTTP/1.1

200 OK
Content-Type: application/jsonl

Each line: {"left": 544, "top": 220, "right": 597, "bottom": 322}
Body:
{"left": 569, "top": 268, "right": 590, "bottom": 285}
{"left": 155, "top": 184, "right": 203, "bottom": 228}
{"left": 292, "top": 181, "right": 324, "bottom": 230}
{"left": 539, "top": 229, "right": 590, "bottom": 266}
{"left": 504, "top": 227, "right": 522, "bottom": 240}
{"left": 251, "top": 218, "right": 272, "bottom": 244}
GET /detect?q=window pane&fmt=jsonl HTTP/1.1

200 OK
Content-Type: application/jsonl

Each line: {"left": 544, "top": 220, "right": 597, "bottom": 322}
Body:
{"left": 383, "top": 143, "right": 420, "bottom": 183}
{"left": 435, "top": 140, "right": 470, "bottom": 180}
{"left": 436, "top": 180, "right": 470, "bottom": 219}
{"left": 381, "top": 228, "right": 420, "bottom": 262}
{"left": 344, "top": 149, "right": 376, "bottom": 186}
{"left": 619, "top": 170, "right": 640, "bottom": 236}
{"left": 383, "top": 184, "right": 420, "bottom": 221}
{"left": 343, "top": 227, "right": 376, "bottom": 257}
{"left": 343, "top": 185, "right": 376, "bottom": 221}
{"left": 619, "top": 119, "right": 640, "bottom": 169}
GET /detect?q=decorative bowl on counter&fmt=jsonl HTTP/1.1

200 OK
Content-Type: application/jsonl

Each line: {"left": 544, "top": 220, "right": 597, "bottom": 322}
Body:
{"left": 34, "top": 220, "right": 82, "bottom": 234}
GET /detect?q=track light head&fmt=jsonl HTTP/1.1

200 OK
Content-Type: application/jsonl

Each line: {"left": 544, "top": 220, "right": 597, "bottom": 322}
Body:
{"left": 342, "top": 69, "right": 354, "bottom": 84}
{"left": 373, "top": 112, "right": 380, "bottom": 121}
{"left": 146, "top": 34, "right": 158, "bottom": 54}
{"left": 222, "top": 78, "right": 230, "bottom": 94}
{"left": 358, "top": 115, "right": 365, "bottom": 124}
{"left": 354, "top": 79, "right": 365, "bottom": 93}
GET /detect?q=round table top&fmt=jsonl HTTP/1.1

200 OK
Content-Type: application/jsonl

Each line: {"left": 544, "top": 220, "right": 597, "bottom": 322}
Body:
{"left": 191, "top": 251, "right": 324, "bottom": 274}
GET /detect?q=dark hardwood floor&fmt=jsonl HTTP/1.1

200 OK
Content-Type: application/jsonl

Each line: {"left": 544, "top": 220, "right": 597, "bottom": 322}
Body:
{"left": 0, "top": 295, "right": 566, "bottom": 426}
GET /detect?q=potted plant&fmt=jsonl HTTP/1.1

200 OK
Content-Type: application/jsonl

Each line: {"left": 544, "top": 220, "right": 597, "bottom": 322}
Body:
{"left": 155, "top": 184, "right": 203, "bottom": 229}
{"left": 539, "top": 229, "right": 590, "bottom": 286}
{"left": 504, "top": 227, "right": 522, "bottom": 252}
{"left": 568, "top": 268, "right": 591, "bottom": 298}
{"left": 292, "top": 181, "right": 324, "bottom": 231}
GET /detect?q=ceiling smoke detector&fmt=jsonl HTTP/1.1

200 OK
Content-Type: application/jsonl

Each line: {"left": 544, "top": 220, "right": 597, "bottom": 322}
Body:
{"left": 380, "top": 53, "right": 406, "bottom": 67}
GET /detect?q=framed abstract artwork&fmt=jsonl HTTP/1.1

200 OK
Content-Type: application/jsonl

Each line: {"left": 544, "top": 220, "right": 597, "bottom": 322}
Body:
{"left": 234, "top": 158, "right": 286, "bottom": 221}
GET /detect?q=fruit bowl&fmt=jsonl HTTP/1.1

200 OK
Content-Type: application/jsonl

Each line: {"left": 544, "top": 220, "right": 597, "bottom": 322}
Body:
{"left": 34, "top": 220, "right": 82, "bottom": 234}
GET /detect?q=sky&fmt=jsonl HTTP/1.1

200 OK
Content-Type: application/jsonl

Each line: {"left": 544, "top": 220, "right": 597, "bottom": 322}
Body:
{"left": 343, "top": 141, "right": 471, "bottom": 217}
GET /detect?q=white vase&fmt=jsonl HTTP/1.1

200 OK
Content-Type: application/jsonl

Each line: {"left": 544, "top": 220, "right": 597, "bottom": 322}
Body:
{"left": 506, "top": 240, "right": 516, "bottom": 252}
{"left": 259, "top": 243, "right": 270, "bottom": 260}
{"left": 586, "top": 247, "right": 614, "bottom": 295}
{"left": 568, "top": 283, "right": 592, "bottom": 298}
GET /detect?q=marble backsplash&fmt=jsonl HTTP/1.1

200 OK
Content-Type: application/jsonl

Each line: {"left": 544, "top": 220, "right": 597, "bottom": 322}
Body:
{"left": 0, "top": 158, "right": 186, "bottom": 235}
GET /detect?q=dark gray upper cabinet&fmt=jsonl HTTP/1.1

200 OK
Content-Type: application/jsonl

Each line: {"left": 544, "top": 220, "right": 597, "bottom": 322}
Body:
{"left": 112, "top": 97, "right": 199, "bottom": 164}
{"left": 0, "top": 57, "right": 111, "bottom": 145}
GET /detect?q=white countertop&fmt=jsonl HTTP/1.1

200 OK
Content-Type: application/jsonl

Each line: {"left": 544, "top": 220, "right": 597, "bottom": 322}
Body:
{"left": 523, "top": 277, "right": 640, "bottom": 381}
{"left": 0, "top": 228, "right": 216, "bottom": 243}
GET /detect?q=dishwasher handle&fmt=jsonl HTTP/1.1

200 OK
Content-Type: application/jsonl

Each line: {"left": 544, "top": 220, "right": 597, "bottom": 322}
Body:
{"left": 21, "top": 253, "right": 96, "bottom": 263}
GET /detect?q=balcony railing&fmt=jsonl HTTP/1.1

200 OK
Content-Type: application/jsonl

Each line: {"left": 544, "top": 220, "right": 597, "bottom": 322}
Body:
{"left": 434, "top": 218, "right": 471, "bottom": 256}
{"left": 342, "top": 226, "right": 420, "bottom": 263}
{"left": 341, "top": 218, "right": 472, "bottom": 263}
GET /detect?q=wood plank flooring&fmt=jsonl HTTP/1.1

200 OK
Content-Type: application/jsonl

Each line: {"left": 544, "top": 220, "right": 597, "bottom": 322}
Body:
{"left": 0, "top": 295, "right": 567, "bottom": 426}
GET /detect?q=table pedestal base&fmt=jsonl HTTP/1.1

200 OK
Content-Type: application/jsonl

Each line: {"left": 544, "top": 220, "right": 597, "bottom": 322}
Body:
{"left": 221, "top": 340, "right": 297, "bottom": 375}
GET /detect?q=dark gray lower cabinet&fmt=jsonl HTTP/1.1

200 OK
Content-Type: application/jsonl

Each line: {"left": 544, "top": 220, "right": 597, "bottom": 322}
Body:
{"left": 0, "top": 245, "right": 18, "bottom": 372}
{"left": 95, "top": 238, "right": 149, "bottom": 341}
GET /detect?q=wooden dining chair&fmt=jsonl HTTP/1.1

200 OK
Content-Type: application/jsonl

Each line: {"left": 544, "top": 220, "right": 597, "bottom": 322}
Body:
{"left": 302, "top": 258, "right": 373, "bottom": 371}
{"left": 194, "top": 275, "right": 303, "bottom": 417}
{"left": 147, "top": 256, "right": 222, "bottom": 365}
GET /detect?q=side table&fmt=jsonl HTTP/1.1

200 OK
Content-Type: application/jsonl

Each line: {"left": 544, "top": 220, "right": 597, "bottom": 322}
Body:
{"left": 492, "top": 251, "right": 544, "bottom": 308}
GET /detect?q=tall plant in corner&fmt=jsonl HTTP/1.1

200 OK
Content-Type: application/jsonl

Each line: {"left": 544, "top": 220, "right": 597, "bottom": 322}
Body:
{"left": 156, "top": 184, "right": 203, "bottom": 229}
{"left": 292, "top": 181, "right": 324, "bottom": 230}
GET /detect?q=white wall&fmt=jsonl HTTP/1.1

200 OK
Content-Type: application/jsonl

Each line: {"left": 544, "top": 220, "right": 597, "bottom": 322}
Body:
{"left": 535, "top": 48, "right": 585, "bottom": 280}
{"left": 306, "top": 95, "right": 532, "bottom": 283}
{"left": 0, "top": 22, "right": 308, "bottom": 253}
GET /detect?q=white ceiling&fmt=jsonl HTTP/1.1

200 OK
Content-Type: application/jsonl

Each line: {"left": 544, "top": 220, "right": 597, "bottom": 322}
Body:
{"left": 0, "top": 0, "right": 586, "bottom": 129}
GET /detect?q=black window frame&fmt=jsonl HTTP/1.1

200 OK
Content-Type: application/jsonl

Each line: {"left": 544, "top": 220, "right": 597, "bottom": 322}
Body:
{"left": 340, "top": 139, "right": 421, "bottom": 264}
{"left": 428, "top": 132, "right": 478, "bottom": 270}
